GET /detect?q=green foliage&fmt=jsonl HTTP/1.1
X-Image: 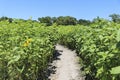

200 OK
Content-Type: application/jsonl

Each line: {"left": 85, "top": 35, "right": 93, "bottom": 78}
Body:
{"left": 109, "top": 14, "right": 120, "bottom": 23}
{"left": 58, "top": 21, "right": 120, "bottom": 80}
{"left": 0, "top": 20, "right": 58, "bottom": 80}
{"left": 1, "top": 17, "right": 120, "bottom": 80}
{"left": 38, "top": 16, "right": 52, "bottom": 26}
{"left": 110, "top": 66, "right": 120, "bottom": 74}
{"left": 78, "top": 19, "right": 91, "bottom": 26}
{"left": 56, "top": 16, "right": 77, "bottom": 25}
{"left": 0, "top": 16, "right": 13, "bottom": 23}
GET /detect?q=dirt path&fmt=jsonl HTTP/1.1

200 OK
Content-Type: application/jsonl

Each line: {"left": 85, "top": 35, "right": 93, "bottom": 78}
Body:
{"left": 48, "top": 44, "right": 84, "bottom": 80}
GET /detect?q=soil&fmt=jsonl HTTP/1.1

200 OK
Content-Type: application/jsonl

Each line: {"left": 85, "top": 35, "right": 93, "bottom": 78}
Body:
{"left": 48, "top": 44, "right": 85, "bottom": 80}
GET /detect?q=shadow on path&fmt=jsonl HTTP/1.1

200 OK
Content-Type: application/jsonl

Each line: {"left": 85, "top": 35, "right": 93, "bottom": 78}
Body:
{"left": 46, "top": 49, "right": 63, "bottom": 80}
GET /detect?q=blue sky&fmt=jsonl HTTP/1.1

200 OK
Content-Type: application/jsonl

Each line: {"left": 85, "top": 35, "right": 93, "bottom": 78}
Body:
{"left": 0, "top": 0, "right": 120, "bottom": 20}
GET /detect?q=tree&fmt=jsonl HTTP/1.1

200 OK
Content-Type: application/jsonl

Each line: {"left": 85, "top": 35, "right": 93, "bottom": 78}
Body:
{"left": 38, "top": 16, "right": 52, "bottom": 26}
{"left": 109, "top": 14, "right": 120, "bottom": 23}
{"left": 0, "top": 16, "right": 13, "bottom": 23}
{"left": 52, "top": 17, "right": 57, "bottom": 23}
{"left": 0, "top": 16, "right": 8, "bottom": 21}
{"left": 78, "top": 19, "right": 91, "bottom": 26}
{"left": 92, "top": 17, "right": 110, "bottom": 28}
{"left": 64, "top": 16, "right": 77, "bottom": 25}
{"left": 56, "top": 16, "right": 64, "bottom": 25}
{"left": 56, "top": 16, "right": 77, "bottom": 25}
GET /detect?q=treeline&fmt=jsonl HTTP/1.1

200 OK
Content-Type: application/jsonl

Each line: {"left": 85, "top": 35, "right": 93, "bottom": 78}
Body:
{"left": 0, "top": 13, "right": 120, "bottom": 26}
{"left": 38, "top": 16, "right": 97, "bottom": 26}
